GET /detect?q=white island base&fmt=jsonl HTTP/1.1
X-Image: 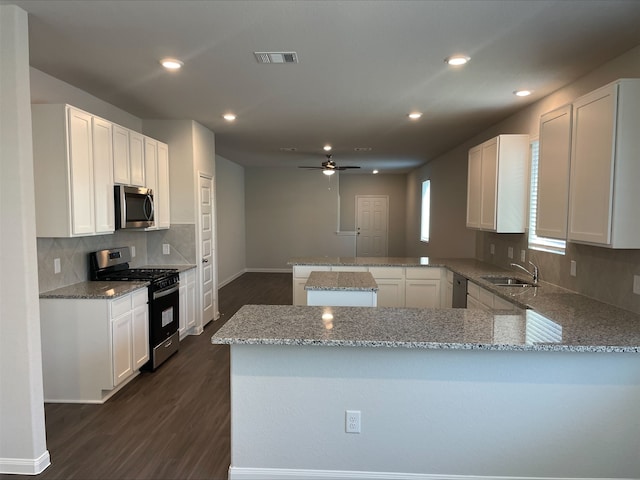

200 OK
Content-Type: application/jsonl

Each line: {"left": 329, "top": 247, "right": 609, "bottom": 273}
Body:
{"left": 227, "top": 344, "right": 640, "bottom": 480}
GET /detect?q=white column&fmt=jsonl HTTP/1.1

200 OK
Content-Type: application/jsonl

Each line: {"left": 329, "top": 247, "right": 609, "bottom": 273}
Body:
{"left": 0, "top": 5, "right": 50, "bottom": 474}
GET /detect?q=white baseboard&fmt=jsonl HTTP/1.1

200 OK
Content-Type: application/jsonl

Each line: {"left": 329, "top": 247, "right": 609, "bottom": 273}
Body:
{"left": 219, "top": 269, "right": 248, "bottom": 288}
{"left": 0, "top": 450, "right": 50, "bottom": 475}
{"left": 228, "top": 467, "right": 621, "bottom": 480}
{"left": 245, "top": 268, "right": 292, "bottom": 274}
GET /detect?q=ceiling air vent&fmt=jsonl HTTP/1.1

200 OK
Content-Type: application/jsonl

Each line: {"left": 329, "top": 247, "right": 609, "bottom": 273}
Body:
{"left": 254, "top": 52, "right": 298, "bottom": 64}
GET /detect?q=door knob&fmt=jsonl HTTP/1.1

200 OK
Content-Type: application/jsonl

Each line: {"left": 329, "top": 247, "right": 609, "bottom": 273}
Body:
{"left": 202, "top": 259, "right": 208, "bottom": 263}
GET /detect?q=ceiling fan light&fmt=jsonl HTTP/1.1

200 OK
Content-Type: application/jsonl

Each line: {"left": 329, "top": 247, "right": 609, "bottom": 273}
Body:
{"left": 160, "top": 58, "right": 183, "bottom": 70}
{"left": 322, "top": 169, "right": 335, "bottom": 176}
{"left": 323, "top": 145, "right": 332, "bottom": 151}
{"left": 445, "top": 55, "right": 470, "bottom": 66}
{"left": 408, "top": 112, "right": 422, "bottom": 120}
{"left": 514, "top": 89, "right": 532, "bottom": 97}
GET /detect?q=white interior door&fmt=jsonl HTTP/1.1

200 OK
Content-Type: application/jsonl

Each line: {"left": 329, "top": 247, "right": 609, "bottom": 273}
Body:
{"left": 356, "top": 196, "right": 388, "bottom": 257}
{"left": 198, "top": 174, "right": 216, "bottom": 327}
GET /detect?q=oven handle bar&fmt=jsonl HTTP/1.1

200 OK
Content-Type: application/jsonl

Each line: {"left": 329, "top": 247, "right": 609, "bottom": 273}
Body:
{"left": 153, "top": 284, "right": 179, "bottom": 300}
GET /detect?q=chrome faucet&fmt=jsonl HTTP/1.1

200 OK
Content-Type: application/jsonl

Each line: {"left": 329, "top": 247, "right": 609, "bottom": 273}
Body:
{"left": 510, "top": 261, "right": 539, "bottom": 284}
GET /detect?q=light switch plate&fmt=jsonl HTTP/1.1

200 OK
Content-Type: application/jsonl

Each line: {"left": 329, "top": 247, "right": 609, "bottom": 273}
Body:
{"left": 131, "top": 246, "right": 136, "bottom": 258}
{"left": 490, "top": 244, "right": 495, "bottom": 255}
{"left": 507, "top": 247, "right": 514, "bottom": 259}
{"left": 570, "top": 260, "right": 577, "bottom": 277}
{"left": 520, "top": 250, "right": 526, "bottom": 262}
{"left": 162, "top": 244, "right": 170, "bottom": 255}
{"left": 54, "top": 258, "right": 61, "bottom": 274}
{"left": 633, "top": 275, "right": 640, "bottom": 295}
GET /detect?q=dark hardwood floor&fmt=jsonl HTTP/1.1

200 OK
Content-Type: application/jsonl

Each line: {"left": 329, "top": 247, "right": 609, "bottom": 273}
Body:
{"left": 3, "top": 273, "right": 292, "bottom": 480}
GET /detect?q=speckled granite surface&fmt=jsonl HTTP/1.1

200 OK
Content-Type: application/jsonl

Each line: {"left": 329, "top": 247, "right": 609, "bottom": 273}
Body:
{"left": 40, "top": 281, "right": 149, "bottom": 299}
{"left": 214, "top": 256, "right": 640, "bottom": 353}
{"left": 305, "top": 271, "right": 378, "bottom": 291}
{"left": 211, "top": 304, "right": 640, "bottom": 353}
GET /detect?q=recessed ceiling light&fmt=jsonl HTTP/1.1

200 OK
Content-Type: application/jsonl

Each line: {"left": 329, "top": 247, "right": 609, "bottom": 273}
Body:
{"left": 160, "top": 58, "right": 183, "bottom": 70}
{"left": 323, "top": 145, "right": 332, "bottom": 151}
{"left": 223, "top": 113, "right": 237, "bottom": 121}
{"left": 445, "top": 55, "right": 470, "bottom": 66}
{"left": 514, "top": 90, "right": 532, "bottom": 97}
{"left": 372, "top": 170, "right": 379, "bottom": 175}
{"left": 408, "top": 112, "right": 423, "bottom": 120}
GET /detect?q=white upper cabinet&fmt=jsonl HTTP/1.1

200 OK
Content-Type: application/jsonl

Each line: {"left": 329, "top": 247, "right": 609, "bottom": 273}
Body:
{"left": 144, "top": 136, "right": 170, "bottom": 230}
{"left": 536, "top": 104, "right": 572, "bottom": 240}
{"left": 112, "top": 124, "right": 131, "bottom": 185}
{"left": 129, "top": 131, "right": 146, "bottom": 186}
{"left": 92, "top": 117, "right": 115, "bottom": 233}
{"left": 568, "top": 79, "right": 640, "bottom": 248}
{"left": 466, "top": 134, "right": 529, "bottom": 233}
{"left": 32, "top": 104, "right": 115, "bottom": 237}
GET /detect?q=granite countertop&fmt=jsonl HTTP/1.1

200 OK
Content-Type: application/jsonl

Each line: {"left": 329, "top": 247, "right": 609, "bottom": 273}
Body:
{"left": 305, "top": 271, "right": 378, "bottom": 292}
{"left": 211, "top": 304, "right": 640, "bottom": 353}
{"left": 40, "top": 281, "right": 149, "bottom": 299}
{"left": 142, "top": 264, "right": 196, "bottom": 273}
{"left": 216, "top": 256, "right": 640, "bottom": 353}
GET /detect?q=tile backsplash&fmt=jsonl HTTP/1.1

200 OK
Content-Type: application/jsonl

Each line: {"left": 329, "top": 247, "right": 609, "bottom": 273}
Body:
{"left": 37, "top": 224, "right": 196, "bottom": 293}
{"left": 477, "top": 232, "right": 640, "bottom": 315}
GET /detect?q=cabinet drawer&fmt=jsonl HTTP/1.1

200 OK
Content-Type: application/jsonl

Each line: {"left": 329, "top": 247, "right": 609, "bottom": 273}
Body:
{"left": 405, "top": 267, "right": 441, "bottom": 280}
{"left": 478, "top": 288, "right": 494, "bottom": 308}
{"left": 369, "top": 267, "right": 404, "bottom": 279}
{"left": 110, "top": 294, "right": 132, "bottom": 319}
{"left": 331, "top": 266, "right": 368, "bottom": 272}
{"left": 294, "top": 266, "right": 331, "bottom": 279}
{"left": 132, "top": 289, "right": 148, "bottom": 308}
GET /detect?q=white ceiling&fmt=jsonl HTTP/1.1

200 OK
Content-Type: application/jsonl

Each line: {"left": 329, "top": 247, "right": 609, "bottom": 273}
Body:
{"left": 5, "top": 0, "right": 640, "bottom": 173}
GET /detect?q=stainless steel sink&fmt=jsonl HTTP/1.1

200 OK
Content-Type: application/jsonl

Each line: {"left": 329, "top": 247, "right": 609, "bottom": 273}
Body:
{"left": 481, "top": 276, "right": 537, "bottom": 287}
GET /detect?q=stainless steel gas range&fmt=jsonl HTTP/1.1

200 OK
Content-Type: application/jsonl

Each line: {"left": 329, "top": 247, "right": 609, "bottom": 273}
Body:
{"left": 89, "top": 247, "right": 180, "bottom": 370}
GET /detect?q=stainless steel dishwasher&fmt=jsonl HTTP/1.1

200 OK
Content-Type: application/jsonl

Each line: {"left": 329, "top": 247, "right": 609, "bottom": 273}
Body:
{"left": 452, "top": 273, "right": 468, "bottom": 308}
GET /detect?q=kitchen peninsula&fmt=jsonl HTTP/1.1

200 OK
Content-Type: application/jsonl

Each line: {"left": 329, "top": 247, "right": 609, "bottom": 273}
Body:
{"left": 212, "top": 257, "right": 640, "bottom": 480}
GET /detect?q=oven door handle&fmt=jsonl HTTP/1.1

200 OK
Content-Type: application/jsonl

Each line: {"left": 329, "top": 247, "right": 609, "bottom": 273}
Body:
{"left": 153, "top": 284, "right": 179, "bottom": 300}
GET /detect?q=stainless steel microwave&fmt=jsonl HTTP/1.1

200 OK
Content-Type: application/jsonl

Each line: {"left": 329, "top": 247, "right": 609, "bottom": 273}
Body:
{"left": 114, "top": 185, "right": 154, "bottom": 229}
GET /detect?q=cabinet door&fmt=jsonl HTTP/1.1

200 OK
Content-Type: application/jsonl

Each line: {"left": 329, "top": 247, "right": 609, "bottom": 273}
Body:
{"left": 156, "top": 142, "right": 171, "bottom": 229}
{"left": 294, "top": 279, "right": 308, "bottom": 305}
{"left": 112, "top": 311, "right": 133, "bottom": 386}
{"left": 132, "top": 304, "right": 149, "bottom": 370}
{"left": 405, "top": 280, "right": 441, "bottom": 308}
{"left": 92, "top": 117, "right": 115, "bottom": 233}
{"left": 113, "top": 125, "right": 131, "bottom": 185}
{"left": 179, "top": 283, "right": 187, "bottom": 337}
{"left": 129, "top": 131, "right": 145, "bottom": 187}
{"left": 466, "top": 145, "right": 482, "bottom": 228}
{"left": 187, "top": 276, "right": 196, "bottom": 329}
{"left": 480, "top": 138, "right": 498, "bottom": 230}
{"left": 568, "top": 84, "right": 616, "bottom": 245}
{"left": 144, "top": 137, "right": 158, "bottom": 229}
{"left": 375, "top": 279, "right": 405, "bottom": 307}
{"left": 537, "top": 105, "right": 572, "bottom": 239}
{"left": 67, "top": 107, "right": 95, "bottom": 235}
{"left": 466, "top": 295, "right": 490, "bottom": 311}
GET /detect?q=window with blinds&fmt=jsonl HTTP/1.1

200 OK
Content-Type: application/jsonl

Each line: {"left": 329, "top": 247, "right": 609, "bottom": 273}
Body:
{"left": 528, "top": 140, "right": 567, "bottom": 254}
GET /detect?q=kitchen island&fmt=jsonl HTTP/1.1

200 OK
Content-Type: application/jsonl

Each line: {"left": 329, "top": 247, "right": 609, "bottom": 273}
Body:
{"left": 212, "top": 303, "right": 640, "bottom": 480}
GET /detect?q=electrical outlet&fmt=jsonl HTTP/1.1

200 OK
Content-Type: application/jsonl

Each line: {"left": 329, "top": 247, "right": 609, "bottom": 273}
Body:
{"left": 507, "top": 247, "right": 514, "bottom": 259}
{"left": 490, "top": 244, "right": 495, "bottom": 255}
{"left": 131, "top": 246, "right": 136, "bottom": 258}
{"left": 633, "top": 275, "right": 640, "bottom": 295}
{"left": 54, "top": 258, "right": 61, "bottom": 274}
{"left": 570, "top": 260, "right": 577, "bottom": 277}
{"left": 520, "top": 250, "right": 526, "bottom": 262}
{"left": 345, "top": 410, "right": 361, "bottom": 434}
{"left": 162, "top": 244, "right": 170, "bottom": 255}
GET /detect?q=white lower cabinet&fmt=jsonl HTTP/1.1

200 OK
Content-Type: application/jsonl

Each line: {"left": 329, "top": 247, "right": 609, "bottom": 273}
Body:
{"left": 292, "top": 265, "right": 443, "bottom": 308}
{"left": 368, "top": 267, "right": 405, "bottom": 307}
{"left": 404, "top": 267, "right": 442, "bottom": 308}
{"left": 40, "top": 287, "right": 148, "bottom": 403}
{"left": 179, "top": 268, "right": 197, "bottom": 338}
{"left": 467, "top": 282, "right": 517, "bottom": 311}
{"left": 444, "top": 270, "right": 454, "bottom": 308}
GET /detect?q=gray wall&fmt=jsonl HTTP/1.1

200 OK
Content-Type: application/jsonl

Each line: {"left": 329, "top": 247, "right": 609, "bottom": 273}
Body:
{"left": 0, "top": 6, "right": 49, "bottom": 473}
{"left": 216, "top": 155, "right": 247, "bottom": 285}
{"left": 245, "top": 168, "right": 354, "bottom": 269}
{"left": 339, "top": 174, "right": 406, "bottom": 257}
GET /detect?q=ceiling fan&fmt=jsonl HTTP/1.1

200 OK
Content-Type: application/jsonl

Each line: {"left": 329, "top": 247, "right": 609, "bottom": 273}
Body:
{"left": 299, "top": 154, "right": 361, "bottom": 176}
